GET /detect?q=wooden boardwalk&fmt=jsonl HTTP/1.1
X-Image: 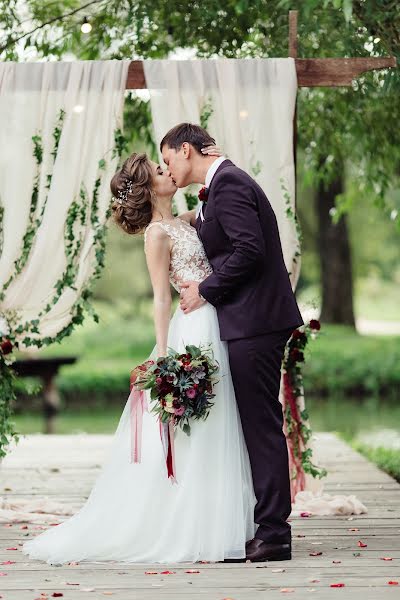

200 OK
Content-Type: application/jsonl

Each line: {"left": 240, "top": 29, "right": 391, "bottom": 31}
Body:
{"left": 0, "top": 432, "right": 399, "bottom": 599}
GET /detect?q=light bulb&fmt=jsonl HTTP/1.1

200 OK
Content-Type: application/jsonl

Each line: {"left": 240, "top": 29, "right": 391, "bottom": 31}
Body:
{"left": 81, "top": 18, "right": 92, "bottom": 34}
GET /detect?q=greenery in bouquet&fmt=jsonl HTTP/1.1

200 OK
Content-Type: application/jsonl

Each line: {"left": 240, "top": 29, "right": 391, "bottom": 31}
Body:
{"left": 131, "top": 345, "right": 219, "bottom": 436}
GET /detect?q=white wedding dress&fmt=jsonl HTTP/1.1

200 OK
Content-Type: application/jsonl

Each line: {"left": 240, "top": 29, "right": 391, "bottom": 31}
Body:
{"left": 22, "top": 217, "right": 258, "bottom": 565}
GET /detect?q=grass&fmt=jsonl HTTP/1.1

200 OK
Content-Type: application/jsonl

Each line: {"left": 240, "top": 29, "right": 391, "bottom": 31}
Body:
{"left": 349, "top": 444, "right": 400, "bottom": 483}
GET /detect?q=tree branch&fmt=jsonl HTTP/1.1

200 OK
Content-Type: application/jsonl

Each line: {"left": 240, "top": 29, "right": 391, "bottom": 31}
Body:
{"left": 0, "top": 0, "right": 106, "bottom": 53}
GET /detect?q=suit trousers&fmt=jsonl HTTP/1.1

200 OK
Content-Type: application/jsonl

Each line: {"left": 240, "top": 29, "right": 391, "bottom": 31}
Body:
{"left": 227, "top": 327, "right": 294, "bottom": 544}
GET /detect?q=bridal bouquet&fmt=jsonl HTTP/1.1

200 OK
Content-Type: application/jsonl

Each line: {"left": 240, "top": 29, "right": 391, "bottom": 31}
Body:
{"left": 129, "top": 345, "right": 219, "bottom": 483}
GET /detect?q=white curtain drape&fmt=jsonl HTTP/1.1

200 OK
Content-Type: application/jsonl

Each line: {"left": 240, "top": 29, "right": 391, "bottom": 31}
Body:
{"left": 0, "top": 60, "right": 129, "bottom": 339}
{"left": 143, "top": 58, "right": 300, "bottom": 287}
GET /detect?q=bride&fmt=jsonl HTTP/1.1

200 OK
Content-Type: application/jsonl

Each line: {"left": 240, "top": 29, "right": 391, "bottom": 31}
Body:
{"left": 22, "top": 148, "right": 258, "bottom": 565}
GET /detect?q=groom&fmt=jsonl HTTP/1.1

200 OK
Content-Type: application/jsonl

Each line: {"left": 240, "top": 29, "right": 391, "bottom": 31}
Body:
{"left": 161, "top": 123, "right": 304, "bottom": 562}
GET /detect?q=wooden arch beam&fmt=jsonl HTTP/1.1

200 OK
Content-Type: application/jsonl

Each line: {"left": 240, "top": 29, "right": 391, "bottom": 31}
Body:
{"left": 126, "top": 56, "right": 396, "bottom": 90}
{"left": 125, "top": 10, "right": 396, "bottom": 90}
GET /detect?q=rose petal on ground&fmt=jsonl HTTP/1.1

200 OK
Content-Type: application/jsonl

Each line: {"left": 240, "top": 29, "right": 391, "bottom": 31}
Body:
{"left": 330, "top": 583, "right": 345, "bottom": 588}
{"left": 300, "top": 512, "right": 311, "bottom": 518}
{"left": 3, "top": 524, "right": 12, "bottom": 528}
{"left": 309, "top": 552, "right": 322, "bottom": 556}
{"left": 145, "top": 571, "right": 158, "bottom": 575}
{"left": 6, "top": 547, "right": 17, "bottom": 550}
{"left": 68, "top": 561, "right": 79, "bottom": 566}
{"left": 388, "top": 581, "right": 399, "bottom": 585}
{"left": 1, "top": 561, "right": 15, "bottom": 565}
{"left": 0, "top": 573, "right": 8, "bottom": 576}
{"left": 280, "top": 588, "right": 295, "bottom": 593}
{"left": 185, "top": 570, "right": 200, "bottom": 573}
{"left": 20, "top": 525, "right": 28, "bottom": 530}
{"left": 357, "top": 541, "right": 367, "bottom": 548}
{"left": 381, "top": 557, "right": 393, "bottom": 561}
{"left": 51, "top": 595, "right": 64, "bottom": 598}
{"left": 160, "top": 571, "right": 176, "bottom": 574}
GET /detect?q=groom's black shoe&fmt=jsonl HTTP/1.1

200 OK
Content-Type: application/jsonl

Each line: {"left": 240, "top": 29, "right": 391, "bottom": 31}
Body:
{"left": 245, "top": 538, "right": 292, "bottom": 562}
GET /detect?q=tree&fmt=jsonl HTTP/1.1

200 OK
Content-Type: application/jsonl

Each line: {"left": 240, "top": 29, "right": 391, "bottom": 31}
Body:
{"left": 1, "top": 0, "right": 399, "bottom": 325}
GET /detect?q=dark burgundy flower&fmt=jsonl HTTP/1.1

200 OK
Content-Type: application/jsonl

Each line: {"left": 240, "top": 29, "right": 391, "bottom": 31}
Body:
{"left": 292, "top": 329, "right": 306, "bottom": 341}
{"left": 0, "top": 339, "right": 12, "bottom": 355}
{"left": 198, "top": 186, "right": 209, "bottom": 202}
{"left": 309, "top": 319, "right": 321, "bottom": 331}
{"left": 290, "top": 348, "right": 304, "bottom": 363}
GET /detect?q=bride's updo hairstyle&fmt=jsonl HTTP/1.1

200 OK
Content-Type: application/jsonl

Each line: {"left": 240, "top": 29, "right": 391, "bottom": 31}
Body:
{"left": 110, "top": 153, "right": 155, "bottom": 235}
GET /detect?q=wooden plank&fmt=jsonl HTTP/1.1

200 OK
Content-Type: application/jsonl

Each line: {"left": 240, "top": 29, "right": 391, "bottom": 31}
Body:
{"left": 125, "top": 57, "right": 397, "bottom": 90}
{"left": 295, "top": 56, "right": 397, "bottom": 86}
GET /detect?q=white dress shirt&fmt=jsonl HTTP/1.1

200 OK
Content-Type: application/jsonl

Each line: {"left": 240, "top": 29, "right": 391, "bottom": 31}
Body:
{"left": 205, "top": 156, "right": 227, "bottom": 188}
{"left": 199, "top": 156, "right": 227, "bottom": 222}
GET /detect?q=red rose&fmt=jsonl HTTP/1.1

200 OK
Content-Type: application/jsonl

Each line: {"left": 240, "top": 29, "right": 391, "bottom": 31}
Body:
{"left": 0, "top": 339, "right": 13, "bottom": 355}
{"left": 290, "top": 348, "right": 304, "bottom": 363}
{"left": 292, "top": 329, "right": 306, "bottom": 341}
{"left": 309, "top": 319, "right": 321, "bottom": 331}
{"left": 198, "top": 186, "right": 208, "bottom": 202}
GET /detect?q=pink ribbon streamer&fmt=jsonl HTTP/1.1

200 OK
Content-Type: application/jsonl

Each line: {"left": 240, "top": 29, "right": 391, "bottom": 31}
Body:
{"left": 129, "top": 387, "right": 148, "bottom": 463}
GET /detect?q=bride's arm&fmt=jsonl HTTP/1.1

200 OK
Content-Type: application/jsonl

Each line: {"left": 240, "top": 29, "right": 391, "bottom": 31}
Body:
{"left": 178, "top": 209, "right": 196, "bottom": 226}
{"left": 144, "top": 226, "right": 172, "bottom": 357}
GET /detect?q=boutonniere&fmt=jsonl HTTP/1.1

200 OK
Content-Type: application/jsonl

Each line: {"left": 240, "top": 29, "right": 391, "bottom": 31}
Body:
{"left": 198, "top": 186, "right": 209, "bottom": 202}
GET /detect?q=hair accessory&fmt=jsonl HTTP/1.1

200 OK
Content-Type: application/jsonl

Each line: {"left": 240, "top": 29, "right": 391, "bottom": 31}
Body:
{"left": 115, "top": 180, "right": 133, "bottom": 204}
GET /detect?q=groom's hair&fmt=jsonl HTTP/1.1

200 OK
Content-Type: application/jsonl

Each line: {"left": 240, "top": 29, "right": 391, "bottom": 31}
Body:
{"left": 160, "top": 123, "right": 215, "bottom": 155}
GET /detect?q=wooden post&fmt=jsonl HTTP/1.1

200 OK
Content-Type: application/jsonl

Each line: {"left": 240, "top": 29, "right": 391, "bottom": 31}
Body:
{"left": 289, "top": 11, "right": 298, "bottom": 213}
{"left": 43, "top": 373, "right": 61, "bottom": 434}
{"left": 289, "top": 10, "right": 298, "bottom": 59}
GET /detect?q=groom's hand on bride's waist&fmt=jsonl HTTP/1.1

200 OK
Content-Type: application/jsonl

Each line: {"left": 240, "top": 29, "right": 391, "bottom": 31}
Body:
{"left": 180, "top": 281, "right": 206, "bottom": 313}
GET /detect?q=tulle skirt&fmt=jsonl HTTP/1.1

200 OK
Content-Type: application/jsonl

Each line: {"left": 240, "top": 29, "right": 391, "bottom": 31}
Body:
{"left": 22, "top": 303, "right": 257, "bottom": 564}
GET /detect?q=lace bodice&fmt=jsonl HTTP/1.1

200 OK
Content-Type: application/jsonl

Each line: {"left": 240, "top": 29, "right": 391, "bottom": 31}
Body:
{"left": 144, "top": 218, "right": 213, "bottom": 292}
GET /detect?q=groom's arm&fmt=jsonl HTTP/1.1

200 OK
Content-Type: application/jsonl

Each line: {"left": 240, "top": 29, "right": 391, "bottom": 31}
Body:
{"left": 198, "top": 171, "right": 266, "bottom": 306}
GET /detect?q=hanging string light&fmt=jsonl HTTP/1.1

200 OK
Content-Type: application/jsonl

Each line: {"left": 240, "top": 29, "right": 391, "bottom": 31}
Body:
{"left": 81, "top": 17, "right": 92, "bottom": 34}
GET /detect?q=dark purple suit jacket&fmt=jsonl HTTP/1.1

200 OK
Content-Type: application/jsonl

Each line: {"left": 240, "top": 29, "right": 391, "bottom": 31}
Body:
{"left": 197, "top": 160, "right": 304, "bottom": 341}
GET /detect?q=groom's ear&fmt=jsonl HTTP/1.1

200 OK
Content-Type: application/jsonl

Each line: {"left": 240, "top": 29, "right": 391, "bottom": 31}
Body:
{"left": 181, "top": 142, "right": 191, "bottom": 159}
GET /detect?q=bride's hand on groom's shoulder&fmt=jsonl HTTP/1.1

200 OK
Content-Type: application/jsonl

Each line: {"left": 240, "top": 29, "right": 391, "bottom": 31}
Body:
{"left": 179, "top": 281, "right": 206, "bottom": 314}
{"left": 201, "top": 144, "right": 224, "bottom": 157}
